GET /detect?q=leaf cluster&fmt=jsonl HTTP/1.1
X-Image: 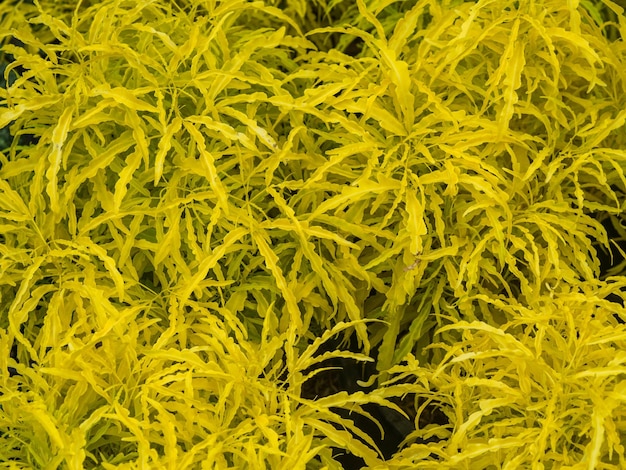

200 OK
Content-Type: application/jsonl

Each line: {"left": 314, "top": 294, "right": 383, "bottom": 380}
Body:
{"left": 1, "top": 0, "right": 626, "bottom": 467}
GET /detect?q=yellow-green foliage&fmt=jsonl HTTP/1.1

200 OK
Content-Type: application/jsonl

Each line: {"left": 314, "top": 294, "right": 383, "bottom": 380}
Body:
{"left": 383, "top": 279, "right": 626, "bottom": 468}
{"left": 1, "top": 0, "right": 626, "bottom": 468}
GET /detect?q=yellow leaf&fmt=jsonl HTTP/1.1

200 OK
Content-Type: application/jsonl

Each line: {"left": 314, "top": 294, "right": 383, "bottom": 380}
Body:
{"left": 26, "top": 401, "right": 66, "bottom": 450}
{"left": 125, "top": 110, "right": 150, "bottom": 165}
{"left": 70, "top": 99, "right": 114, "bottom": 129}
{"left": 154, "top": 213, "right": 181, "bottom": 267}
{"left": 183, "top": 121, "right": 230, "bottom": 214}
{"left": 377, "top": 41, "right": 415, "bottom": 129}
{"left": 154, "top": 116, "right": 182, "bottom": 184}
{"left": 308, "top": 178, "right": 400, "bottom": 221}
{"left": 0, "top": 96, "right": 61, "bottom": 128}
{"left": 113, "top": 148, "right": 143, "bottom": 212}
{"left": 178, "top": 227, "right": 248, "bottom": 303}
{"left": 51, "top": 106, "right": 73, "bottom": 147}
{"left": 252, "top": 226, "right": 302, "bottom": 331}
{"left": 0, "top": 178, "right": 31, "bottom": 220}
{"left": 499, "top": 38, "right": 525, "bottom": 135}
{"left": 406, "top": 189, "right": 427, "bottom": 255}
{"left": 91, "top": 85, "right": 158, "bottom": 113}
{"left": 46, "top": 107, "right": 73, "bottom": 214}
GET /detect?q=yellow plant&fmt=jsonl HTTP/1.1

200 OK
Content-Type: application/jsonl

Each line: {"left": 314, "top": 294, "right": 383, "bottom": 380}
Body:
{"left": 1, "top": 0, "right": 626, "bottom": 468}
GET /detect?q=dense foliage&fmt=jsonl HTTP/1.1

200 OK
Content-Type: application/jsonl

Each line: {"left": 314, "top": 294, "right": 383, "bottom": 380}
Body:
{"left": 1, "top": 0, "right": 626, "bottom": 468}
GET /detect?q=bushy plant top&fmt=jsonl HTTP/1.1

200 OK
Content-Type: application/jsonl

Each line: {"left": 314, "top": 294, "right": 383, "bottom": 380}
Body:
{"left": 1, "top": 0, "right": 626, "bottom": 468}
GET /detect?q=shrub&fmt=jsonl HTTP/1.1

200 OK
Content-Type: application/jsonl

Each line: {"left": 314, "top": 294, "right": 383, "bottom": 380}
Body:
{"left": 1, "top": 0, "right": 626, "bottom": 468}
